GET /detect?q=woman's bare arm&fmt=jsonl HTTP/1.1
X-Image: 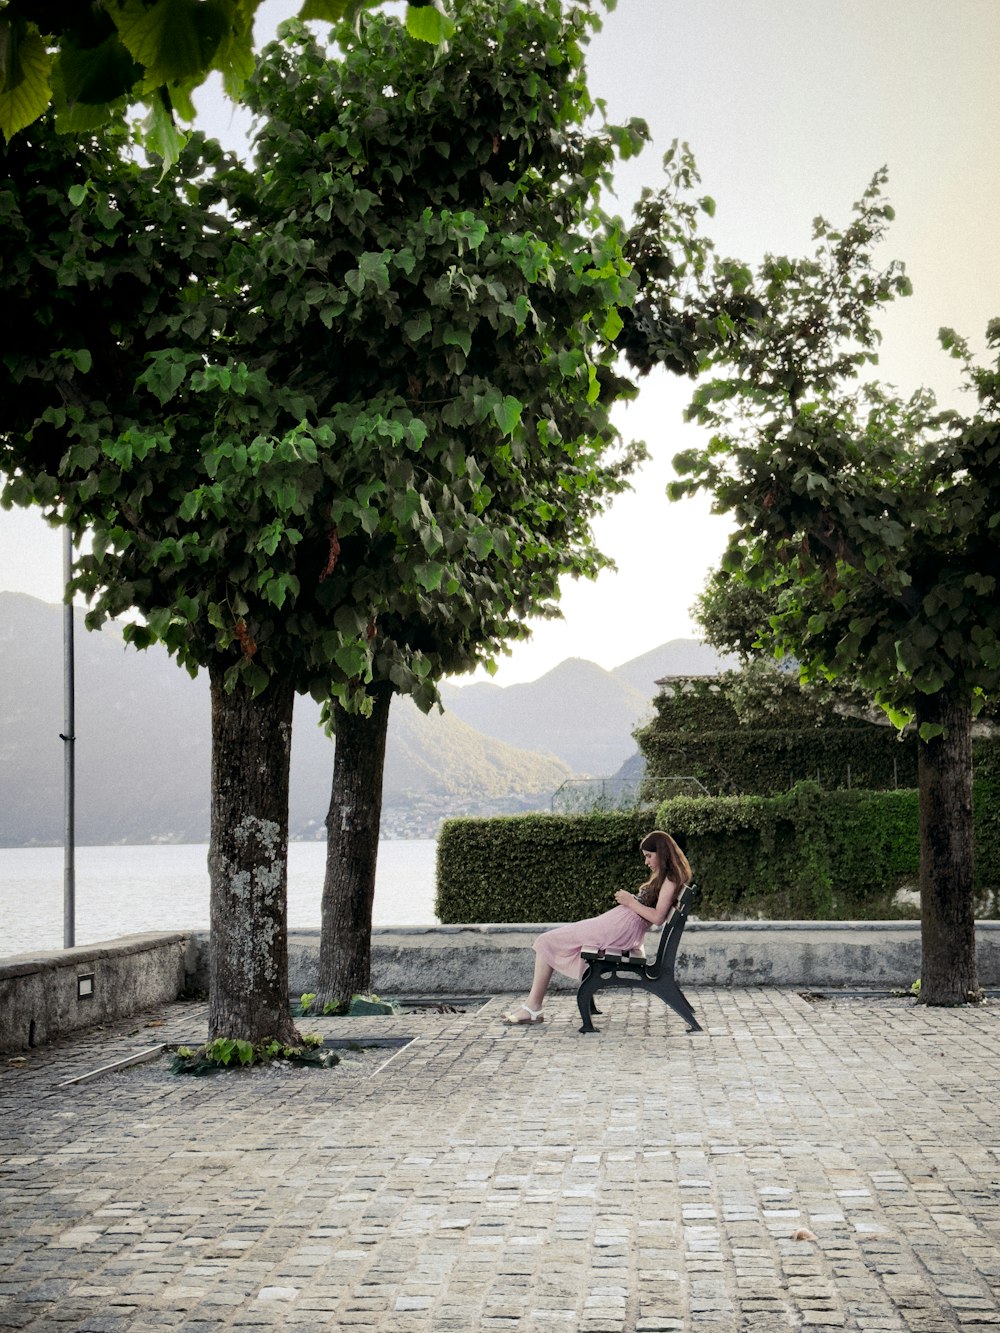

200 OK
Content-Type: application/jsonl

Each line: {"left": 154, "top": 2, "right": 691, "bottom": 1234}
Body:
{"left": 613, "top": 879, "right": 679, "bottom": 926}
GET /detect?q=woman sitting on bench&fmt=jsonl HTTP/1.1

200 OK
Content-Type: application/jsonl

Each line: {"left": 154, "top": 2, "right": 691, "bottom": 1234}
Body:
{"left": 500, "top": 829, "right": 692, "bottom": 1026}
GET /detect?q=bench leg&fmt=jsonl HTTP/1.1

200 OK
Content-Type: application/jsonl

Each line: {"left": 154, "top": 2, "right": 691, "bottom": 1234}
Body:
{"left": 577, "top": 969, "right": 602, "bottom": 1033}
{"left": 656, "top": 977, "right": 702, "bottom": 1033}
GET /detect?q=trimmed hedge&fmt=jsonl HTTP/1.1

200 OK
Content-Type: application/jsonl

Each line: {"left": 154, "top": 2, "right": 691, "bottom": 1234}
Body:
{"left": 436, "top": 774, "right": 1000, "bottom": 922}
{"left": 637, "top": 723, "right": 918, "bottom": 797}
{"left": 436, "top": 785, "right": 919, "bottom": 923}
{"left": 634, "top": 679, "right": 920, "bottom": 798}
{"left": 652, "top": 782, "right": 919, "bottom": 919}
{"left": 975, "top": 750, "right": 1000, "bottom": 911}
{"left": 436, "top": 811, "right": 651, "bottom": 924}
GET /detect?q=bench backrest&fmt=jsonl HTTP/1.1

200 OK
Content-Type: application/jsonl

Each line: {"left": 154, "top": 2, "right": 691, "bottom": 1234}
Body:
{"left": 646, "top": 882, "right": 697, "bottom": 979}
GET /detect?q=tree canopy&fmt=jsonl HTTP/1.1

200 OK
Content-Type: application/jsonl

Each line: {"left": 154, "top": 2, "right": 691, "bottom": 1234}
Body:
{"left": 0, "top": 0, "right": 460, "bottom": 165}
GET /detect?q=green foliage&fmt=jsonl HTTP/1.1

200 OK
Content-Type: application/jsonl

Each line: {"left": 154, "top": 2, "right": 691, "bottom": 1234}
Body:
{"left": 2, "top": 3, "right": 732, "bottom": 716}
{"left": 641, "top": 724, "right": 916, "bottom": 798}
{"left": 0, "top": 1, "right": 454, "bottom": 167}
{"left": 618, "top": 140, "right": 762, "bottom": 378}
{"left": 3, "top": 4, "right": 709, "bottom": 716}
{"left": 170, "top": 1033, "right": 339, "bottom": 1074}
{"left": 295, "top": 991, "right": 397, "bottom": 1015}
{"left": 637, "top": 677, "right": 922, "bottom": 789}
{"left": 672, "top": 171, "right": 1000, "bottom": 729}
{"left": 635, "top": 674, "right": 918, "bottom": 798}
{"left": 231, "top": 3, "right": 662, "bottom": 711}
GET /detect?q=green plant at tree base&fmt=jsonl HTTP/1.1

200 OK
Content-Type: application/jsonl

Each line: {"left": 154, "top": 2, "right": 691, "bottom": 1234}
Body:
{"left": 170, "top": 1031, "right": 335, "bottom": 1076}
{"left": 295, "top": 992, "right": 396, "bottom": 1016}
{"left": 296, "top": 991, "right": 343, "bottom": 1016}
{"left": 889, "top": 978, "right": 921, "bottom": 999}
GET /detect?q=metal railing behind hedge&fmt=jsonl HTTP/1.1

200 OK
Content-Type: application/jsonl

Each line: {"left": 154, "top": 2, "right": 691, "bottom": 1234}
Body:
{"left": 550, "top": 775, "right": 709, "bottom": 814}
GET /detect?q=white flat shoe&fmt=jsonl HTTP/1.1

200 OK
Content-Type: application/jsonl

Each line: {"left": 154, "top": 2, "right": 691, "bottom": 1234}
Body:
{"left": 500, "top": 1004, "right": 544, "bottom": 1026}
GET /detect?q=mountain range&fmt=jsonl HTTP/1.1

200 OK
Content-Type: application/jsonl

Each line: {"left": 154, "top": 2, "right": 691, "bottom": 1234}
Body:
{"left": 0, "top": 592, "right": 730, "bottom": 844}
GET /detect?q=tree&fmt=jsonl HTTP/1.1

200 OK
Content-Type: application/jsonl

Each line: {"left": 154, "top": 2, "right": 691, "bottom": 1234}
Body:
{"left": 0, "top": 0, "right": 454, "bottom": 163}
{"left": 0, "top": 116, "right": 388, "bottom": 1044}
{"left": 237, "top": 5, "right": 647, "bottom": 1002}
{"left": 671, "top": 171, "right": 1000, "bottom": 1003}
{"left": 233, "top": 6, "right": 741, "bottom": 1003}
{"left": 0, "top": 0, "right": 683, "bottom": 1030}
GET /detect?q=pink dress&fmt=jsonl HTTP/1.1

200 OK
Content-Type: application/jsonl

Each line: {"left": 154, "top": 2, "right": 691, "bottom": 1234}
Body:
{"left": 533, "top": 904, "right": 650, "bottom": 981}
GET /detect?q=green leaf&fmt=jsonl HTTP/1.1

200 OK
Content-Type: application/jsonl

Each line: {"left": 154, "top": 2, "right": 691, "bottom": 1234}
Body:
{"left": 112, "top": 0, "right": 228, "bottom": 85}
{"left": 298, "top": 0, "right": 365, "bottom": 19}
{"left": 601, "top": 308, "right": 624, "bottom": 342}
{"left": 405, "top": 4, "right": 456, "bottom": 44}
{"left": 244, "top": 663, "right": 271, "bottom": 697}
{"left": 468, "top": 528, "right": 494, "bottom": 559}
{"left": 416, "top": 561, "right": 444, "bottom": 591}
{"left": 393, "top": 488, "right": 422, "bottom": 524}
{"left": 0, "top": 25, "right": 51, "bottom": 139}
{"left": 442, "top": 327, "right": 471, "bottom": 358}
{"left": 493, "top": 395, "right": 522, "bottom": 437}
{"left": 142, "top": 92, "right": 186, "bottom": 172}
{"left": 394, "top": 247, "right": 416, "bottom": 275}
{"left": 264, "top": 573, "right": 299, "bottom": 608}
{"left": 404, "top": 311, "right": 432, "bottom": 342}
{"left": 58, "top": 31, "right": 142, "bottom": 107}
{"left": 143, "top": 352, "right": 192, "bottom": 405}
{"left": 334, "top": 642, "right": 369, "bottom": 678}
{"left": 103, "top": 437, "right": 133, "bottom": 469}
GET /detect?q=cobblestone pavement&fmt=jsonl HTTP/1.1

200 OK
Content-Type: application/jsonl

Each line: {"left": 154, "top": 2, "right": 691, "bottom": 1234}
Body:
{"left": 2, "top": 989, "right": 1000, "bottom": 1331}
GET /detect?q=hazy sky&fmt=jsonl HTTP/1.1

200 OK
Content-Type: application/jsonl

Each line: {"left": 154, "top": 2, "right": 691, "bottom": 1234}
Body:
{"left": 3, "top": 0, "right": 997, "bottom": 684}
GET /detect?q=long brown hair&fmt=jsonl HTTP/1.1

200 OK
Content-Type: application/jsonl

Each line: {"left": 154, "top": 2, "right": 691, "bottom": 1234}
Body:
{"left": 636, "top": 830, "right": 691, "bottom": 906}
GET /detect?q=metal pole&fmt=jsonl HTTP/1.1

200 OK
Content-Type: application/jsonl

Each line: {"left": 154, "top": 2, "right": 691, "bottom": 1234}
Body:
{"left": 62, "top": 527, "right": 75, "bottom": 949}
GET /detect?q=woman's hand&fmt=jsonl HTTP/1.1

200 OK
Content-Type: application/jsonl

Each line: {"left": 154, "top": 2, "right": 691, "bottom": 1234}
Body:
{"left": 614, "top": 890, "right": 636, "bottom": 909}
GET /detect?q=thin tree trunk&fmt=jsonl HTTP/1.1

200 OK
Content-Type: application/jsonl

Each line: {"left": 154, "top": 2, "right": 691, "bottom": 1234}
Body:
{"left": 316, "top": 684, "right": 393, "bottom": 1008}
{"left": 916, "top": 691, "right": 980, "bottom": 1005}
{"left": 207, "top": 661, "right": 299, "bottom": 1043}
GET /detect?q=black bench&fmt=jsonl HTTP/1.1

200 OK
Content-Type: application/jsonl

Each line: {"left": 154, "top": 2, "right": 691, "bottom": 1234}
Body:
{"left": 576, "top": 883, "right": 702, "bottom": 1034}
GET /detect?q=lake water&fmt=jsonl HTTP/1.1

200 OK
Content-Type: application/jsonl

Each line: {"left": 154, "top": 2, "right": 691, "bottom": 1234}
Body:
{"left": 0, "top": 840, "right": 439, "bottom": 958}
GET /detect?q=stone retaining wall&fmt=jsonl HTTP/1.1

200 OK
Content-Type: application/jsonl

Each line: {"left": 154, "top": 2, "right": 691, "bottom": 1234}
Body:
{"left": 278, "top": 921, "right": 1000, "bottom": 996}
{"left": 0, "top": 933, "right": 194, "bottom": 1054}
{"left": 5, "top": 922, "right": 1000, "bottom": 1052}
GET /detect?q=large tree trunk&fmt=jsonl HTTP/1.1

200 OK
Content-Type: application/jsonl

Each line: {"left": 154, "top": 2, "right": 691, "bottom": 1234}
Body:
{"left": 316, "top": 684, "right": 393, "bottom": 1008}
{"left": 207, "top": 661, "right": 299, "bottom": 1043}
{"left": 916, "top": 691, "right": 980, "bottom": 1005}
